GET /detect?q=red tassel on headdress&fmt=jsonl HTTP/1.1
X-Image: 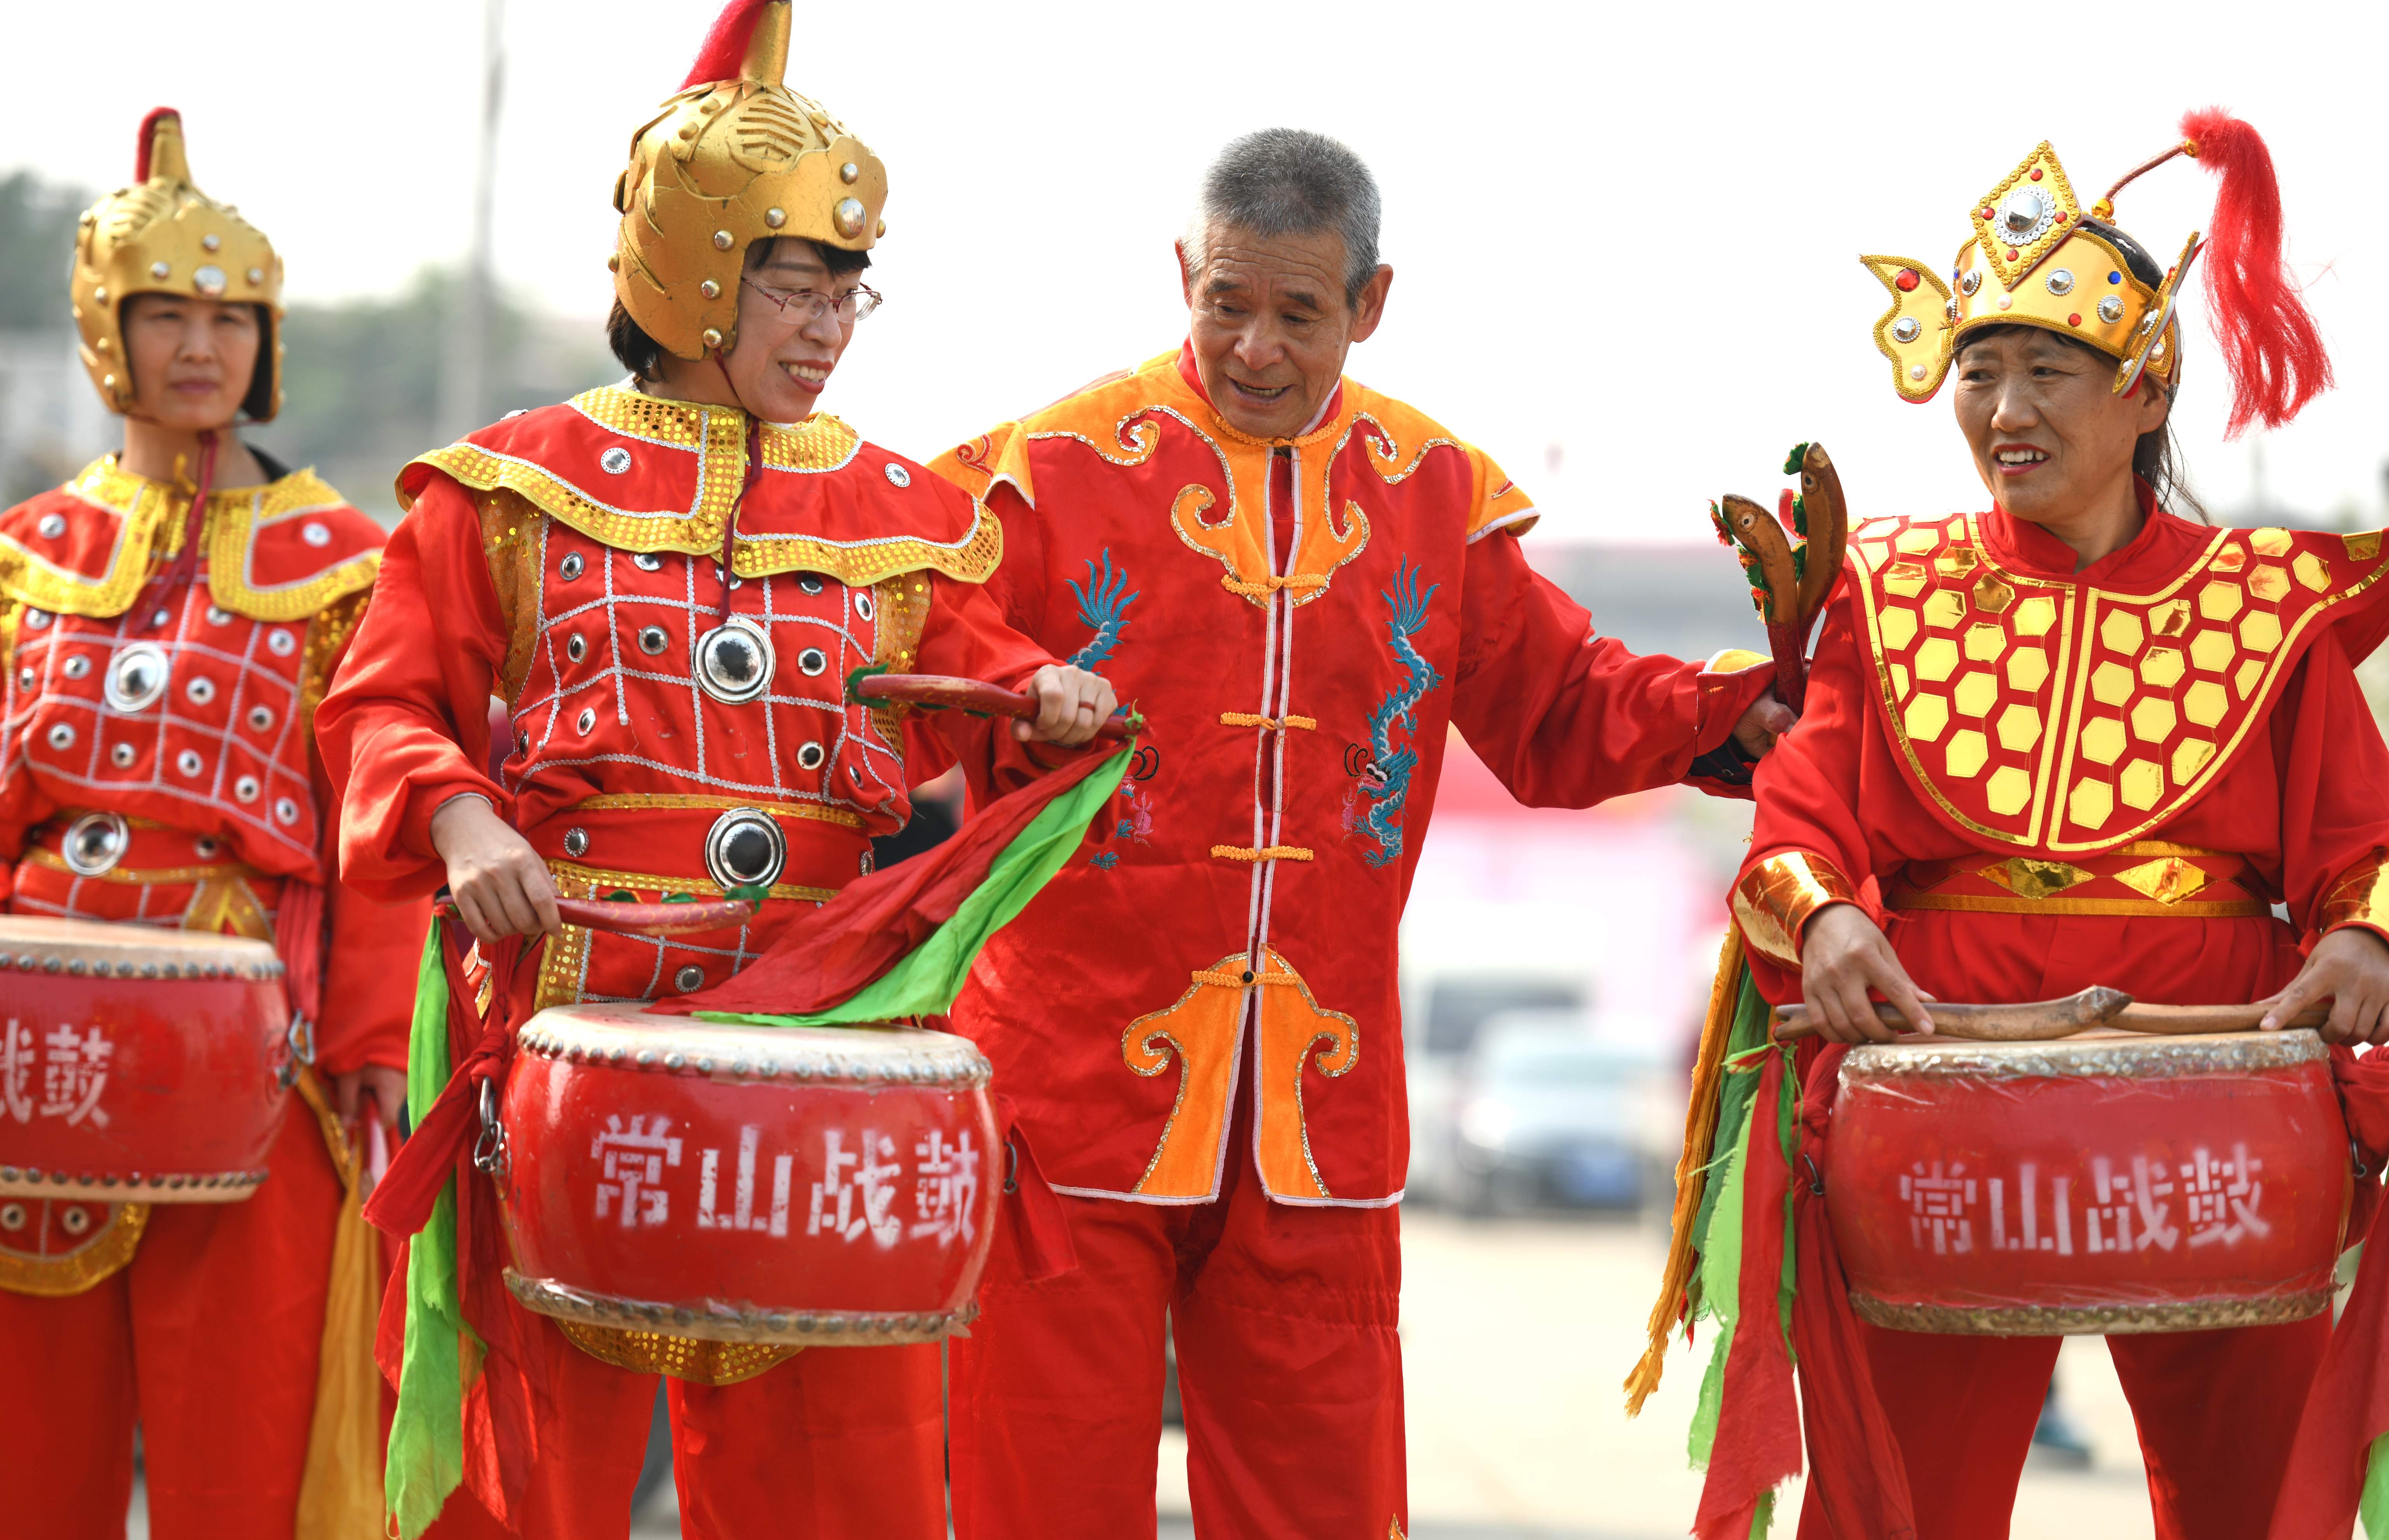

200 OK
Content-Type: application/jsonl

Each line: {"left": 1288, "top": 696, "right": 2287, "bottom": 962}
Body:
{"left": 2179, "top": 108, "right": 2333, "bottom": 436}
{"left": 680, "top": 0, "right": 774, "bottom": 88}
{"left": 134, "top": 107, "right": 178, "bottom": 182}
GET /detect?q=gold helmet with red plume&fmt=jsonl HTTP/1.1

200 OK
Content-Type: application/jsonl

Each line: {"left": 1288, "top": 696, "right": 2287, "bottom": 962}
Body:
{"left": 610, "top": 0, "right": 888, "bottom": 361}
{"left": 1864, "top": 109, "right": 2331, "bottom": 436}
{"left": 72, "top": 109, "right": 285, "bottom": 422}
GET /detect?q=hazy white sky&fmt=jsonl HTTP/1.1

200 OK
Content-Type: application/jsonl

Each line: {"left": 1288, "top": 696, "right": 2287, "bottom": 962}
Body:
{"left": 6, "top": 0, "right": 2384, "bottom": 542}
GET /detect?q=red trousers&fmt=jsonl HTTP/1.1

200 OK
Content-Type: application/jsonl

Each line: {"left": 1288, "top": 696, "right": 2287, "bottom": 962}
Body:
{"left": 1797, "top": 1314, "right": 2330, "bottom": 1540}
{"left": 0, "top": 1100, "right": 340, "bottom": 1540}
{"left": 424, "top": 1294, "right": 946, "bottom": 1540}
{"left": 950, "top": 1107, "right": 1405, "bottom": 1540}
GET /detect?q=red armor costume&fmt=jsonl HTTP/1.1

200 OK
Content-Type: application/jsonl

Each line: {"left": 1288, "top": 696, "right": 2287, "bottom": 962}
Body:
{"left": 927, "top": 334, "right": 1774, "bottom": 1531}
{"left": 316, "top": 7, "right": 1056, "bottom": 1536}
{"left": 1693, "top": 122, "right": 2385, "bottom": 1540}
{"left": 0, "top": 109, "right": 419, "bottom": 1539}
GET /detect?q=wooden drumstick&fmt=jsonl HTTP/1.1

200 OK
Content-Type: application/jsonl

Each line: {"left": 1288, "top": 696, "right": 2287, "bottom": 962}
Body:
{"left": 1772, "top": 986, "right": 2132, "bottom": 1043}
{"left": 848, "top": 671, "right": 1142, "bottom": 742}
{"left": 2109, "top": 1002, "right": 2331, "bottom": 1034}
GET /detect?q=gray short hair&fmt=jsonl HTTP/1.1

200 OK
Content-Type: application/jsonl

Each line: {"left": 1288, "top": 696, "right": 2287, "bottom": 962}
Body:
{"left": 1183, "top": 129, "right": 1382, "bottom": 307}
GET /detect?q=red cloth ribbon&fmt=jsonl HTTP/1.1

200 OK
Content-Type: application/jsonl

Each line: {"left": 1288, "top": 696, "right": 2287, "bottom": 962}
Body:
{"left": 653, "top": 744, "right": 1121, "bottom": 1019}
{"left": 2266, "top": 1046, "right": 2389, "bottom": 1540}
{"left": 1695, "top": 1050, "right": 1803, "bottom": 1539}
{"left": 361, "top": 929, "right": 520, "bottom": 1238}
{"left": 1791, "top": 1044, "right": 1917, "bottom": 1539}
{"left": 993, "top": 1093, "right": 1077, "bottom": 1283}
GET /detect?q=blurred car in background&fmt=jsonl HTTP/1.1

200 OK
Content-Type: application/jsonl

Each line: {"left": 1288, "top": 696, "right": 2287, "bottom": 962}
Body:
{"left": 1403, "top": 972, "right": 1583, "bottom": 1206}
{"left": 1410, "top": 1003, "right": 1673, "bottom": 1215}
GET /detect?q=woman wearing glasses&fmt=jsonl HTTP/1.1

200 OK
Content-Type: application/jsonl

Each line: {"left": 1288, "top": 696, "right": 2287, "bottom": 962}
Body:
{"left": 315, "top": 2, "right": 1111, "bottom": 1535}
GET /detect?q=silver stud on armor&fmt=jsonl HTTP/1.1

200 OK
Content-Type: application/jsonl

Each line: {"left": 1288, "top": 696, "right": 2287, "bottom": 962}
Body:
{"left": 639, "top": 626, "right": 669, "bottom": 656}
{"left": 63, "top": 656, "right": 89, "bottom": 680}
{"left": 176, "top": 750, "right": 203, "bottom": 777}
{"left": 59, "top": 1207, "right": 89, "bottom": 1235}
{"left": 566, "top": 634, "right": 587, "bottom": 663}
{"left": 45, "top": 724, "right": 73, "bottom": 750}
{"left": 676, "top": 965, "right": 707, "bottom": 992}
{"left": 600, "top": 447, "right": 634, "bottom": 475}
{"left": 266, "top": 629, "right": 295, "bottom": 657}
{"left": 248, "top": 705, "right": 274, "bottom": 731}
{"left": 302, "top": 522, "right": 331, "bottom": 547}
{"left": 559, "top": 553, "right": 585, "bottom": 581}
{"left": 109, "top": 743, "right": 135, "bottom": 768}
{"left": 854, "top": 592, "right": 874, "bottom": 622}
{"left": 704, "top": 808, "right": 787, "bottom": 891}
{"left": 234, "top": 775, "right": 260, "bottom": 803}
{"left": 186, "top": 677, "right": 215, "bottom": 705}
{"left": 796, "top": 647, "right": 828, "bottom": 677}
{"left": 883, "top": 462, "right": 911, "bottom": 488}
{"left": 36, "top": 514, "right": 65, "bottom": 540}
{"left": 274, "top": 797, "right": 300, "bottom": 826}
{"left": 105, "top": 644, "right": 170, "bottom": 712}
{"left": 634, "top": 552, "right": 664, "bottom": 572}
{"left": 563, "top": 828, "right": 590, "bottom": 858}
{"left": 576, "top": 707, "right": 597, "bottom": 735}
{"left": 798, "top": 575, "right": 824, "bottom": 596}
{"left": 695, "top": 617, "right": 774, "bottom": 704}
{"left": 796, "top": 741, "right": 825, "bottom": 771}
{"left": 61, "top": 812, "right": 130, "bottom": 877}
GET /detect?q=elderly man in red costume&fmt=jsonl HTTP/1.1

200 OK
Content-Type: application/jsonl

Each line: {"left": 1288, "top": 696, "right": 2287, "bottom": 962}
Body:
{"left": 925, "top": 128, "right": 1791, "bottom": 1539}
{"left": 314, "top": 4, "right": 1113, "bottom": 1538}
{"left": 0, "top": 109, "right": 419, "bottom": 1538}
{"left": 1665, "top": 115, "right": 2389, "bottom": 1540}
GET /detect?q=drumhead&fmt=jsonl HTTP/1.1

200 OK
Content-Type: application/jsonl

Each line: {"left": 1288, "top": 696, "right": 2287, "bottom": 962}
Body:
{"left": 517, "top": 1000, "right": 991, "bottom": 1090}
{"left": 0, "top": 916, "right": 283, "bottom": 979}
{"left": 1843, "top": 1027, "right": 2325, "bottom": 1082}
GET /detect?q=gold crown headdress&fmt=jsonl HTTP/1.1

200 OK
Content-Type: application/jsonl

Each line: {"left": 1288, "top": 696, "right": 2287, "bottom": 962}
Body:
{"left": 72, "top": 109, "right": 284, "bottom": 422}
{"left": 1863, "top": 111, "right": 2332, "bottom": 437}
{"left": 610, "top": 0, "right": 889, "bottom": 361}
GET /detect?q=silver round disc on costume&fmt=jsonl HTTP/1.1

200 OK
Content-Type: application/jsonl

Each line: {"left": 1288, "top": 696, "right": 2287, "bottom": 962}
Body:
{"left": 104, "top": 643, "right": 171, "bottom": 714}
{"left": 60, "top": 811, "right": 131, "bottom": 877}
{"left": 703, "top": 808, "right": 786, "bottom": 891}
{"left": 694, "top": 617, "right": 774, "bottom": 705}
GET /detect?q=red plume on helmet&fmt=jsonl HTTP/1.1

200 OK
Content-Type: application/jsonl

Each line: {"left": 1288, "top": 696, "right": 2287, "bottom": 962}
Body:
{"left": 134, "top": 107, "right": 179, "bottom": 182}
{"left": 2179, "top": 108, "right": 2333, "bottom": 436}
{"left": 681, "top": 0, "right": 777, "bottom": 89}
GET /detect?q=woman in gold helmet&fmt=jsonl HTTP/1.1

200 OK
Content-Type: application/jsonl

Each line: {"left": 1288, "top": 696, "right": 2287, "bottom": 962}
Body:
{"left": 317, "top": 2, "right": 1115, "bottom": 1537}
{"left": 0, "top": 108, "right": 418, "bottom": 1538}
{"left": 1668, "top": 112, "right": 2389, "bottom": 1540}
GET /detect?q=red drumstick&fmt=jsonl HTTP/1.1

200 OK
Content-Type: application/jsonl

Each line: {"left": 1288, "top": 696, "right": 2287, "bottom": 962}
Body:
{"left": 849, "top": 671, "right": 1141, "bottom": 742}
{"left": 434, "top": 891, "right": 766, "bottom": 938}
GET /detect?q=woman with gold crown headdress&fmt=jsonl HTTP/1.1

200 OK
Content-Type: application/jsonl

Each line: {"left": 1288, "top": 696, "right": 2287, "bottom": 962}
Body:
{"left": 314, "top": 2, "right": 1118, "bottom": 1536}
{"left": 1625, "top": 112, "right": 2389, "bottom": 1539}
{"left": 0, "top": 109, "right": 424, "bottom": 1537}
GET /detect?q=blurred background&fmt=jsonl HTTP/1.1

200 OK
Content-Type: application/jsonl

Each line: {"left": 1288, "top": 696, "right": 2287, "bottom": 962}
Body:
{"left": 26, "top": 0, "right": 2379, "bottom": 1533}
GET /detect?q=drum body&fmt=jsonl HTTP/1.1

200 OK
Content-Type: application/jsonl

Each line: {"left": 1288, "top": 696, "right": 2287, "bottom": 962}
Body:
{"left": 1828, "top": 1030, "right": 2350, "bottom": 1335}
{"left": 0, "top": 917, "right": 292, "bottom": 1203}
{"left": 501, "top": 1003, "right": 1001, "bottom": 1347}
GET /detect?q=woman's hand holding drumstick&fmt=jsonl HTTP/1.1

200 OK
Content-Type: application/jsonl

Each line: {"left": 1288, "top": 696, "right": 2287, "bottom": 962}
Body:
{"left": 1796, "top": 903, "right": 1936, "bottom": 1043}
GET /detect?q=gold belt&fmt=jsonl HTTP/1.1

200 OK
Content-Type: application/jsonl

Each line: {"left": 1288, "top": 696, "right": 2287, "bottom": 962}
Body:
{"left": 1889, "top": 842, "right": 2273, "bottom": 920}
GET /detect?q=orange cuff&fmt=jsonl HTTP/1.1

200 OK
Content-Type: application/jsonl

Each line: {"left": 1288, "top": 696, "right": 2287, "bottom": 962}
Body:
{"left": 1732, "top": 851, "right": 1859, "bottom": 968}
{"left": 2319, "top": 848, "right": 2389, "bottom": 941}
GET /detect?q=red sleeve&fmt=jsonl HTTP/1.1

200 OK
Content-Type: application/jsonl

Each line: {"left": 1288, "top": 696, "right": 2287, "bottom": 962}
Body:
{"left": 1450, "top": 530, "right": 1771, "bottom": 807}
{"left": 309, "top": 741, "right": 430, "bottom": 1074}
{"left": 1743, "top": 587, "right": 1877, "bottom": 887}
{"left": 316, "top": 477, "right": 513, "bottom": 902}
{"left": 2273, "top": 628, "right": 2389, "bottom": 944}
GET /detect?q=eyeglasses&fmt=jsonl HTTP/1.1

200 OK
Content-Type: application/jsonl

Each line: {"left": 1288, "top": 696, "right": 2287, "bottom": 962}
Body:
{"left": 741, "top": 279, "right": 883, "bottom": 326}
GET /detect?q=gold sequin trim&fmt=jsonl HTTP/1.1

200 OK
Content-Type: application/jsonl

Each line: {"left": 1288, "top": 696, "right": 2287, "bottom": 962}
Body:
{"left": 567, "top": 793, "right": 865, "bottom": 830}
{"left": 554, "top": 1319, "right": 800, "bottom": 1385}
{"left": 18, "top": 846, "right": 256, "bottom": 887}
{"left": 0, "top": 1201, "right": 149, "bottom": 1296}
{"left": 406, "top": 389, "right": 999, "bottom": 587}
{"left": 2, "top": 458, "right": 378, "bottom": 621}
{"left": 534, "top": 859, "right": 839, "bottom": 1012}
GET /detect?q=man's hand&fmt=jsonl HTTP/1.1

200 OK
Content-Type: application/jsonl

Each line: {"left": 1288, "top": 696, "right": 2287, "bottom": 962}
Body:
{"left": 2257, "top": 926, "right": 2389, "bottom": 1043}
{"left": 1733, "top": 691, "right": 1799, "bottom": 758}
{"left": 430, "top": 795, "right": 560, "bottom": 943}
{"left": 1014, "top": 664, "right": 1119, "bottom": 747}
{"left": 1800, "top": 902, "right": 1935, "bottom": 1043}
{"left": 332, "top": 1066, "right": 408, "bottom": 1131}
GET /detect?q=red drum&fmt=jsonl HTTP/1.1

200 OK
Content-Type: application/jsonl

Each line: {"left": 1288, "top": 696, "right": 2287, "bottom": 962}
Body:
{"left": 1828, "top": 1030, "right": 2351, "bottom": 1334}
{"left": 0, "top": 917, "right": 293, "bottom": 1203}
{"left": 499, "top": 1003, "right": 1000, "bottom": 1346}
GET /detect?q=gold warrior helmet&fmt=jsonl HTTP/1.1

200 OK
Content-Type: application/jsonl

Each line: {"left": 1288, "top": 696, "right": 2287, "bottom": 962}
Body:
{"left": 72, "top": 108, "right": 284, "bottom": 422}
{"left": 610, "top": 0, "right": 889, "bottom": 361}
{"left": 1863, "top": 109, "right": 2331, "bottom": 436}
